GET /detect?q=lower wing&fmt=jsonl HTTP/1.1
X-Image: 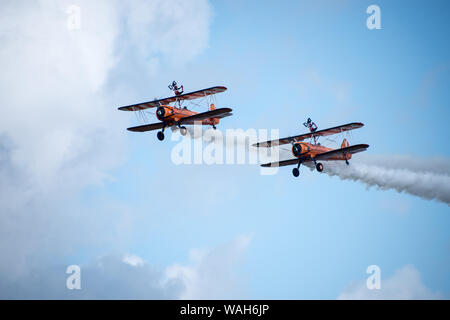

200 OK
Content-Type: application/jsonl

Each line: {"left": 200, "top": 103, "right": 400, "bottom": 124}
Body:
{"left": 314, "top": 144, "right": 369, "bottom": 160}
{"left": 260, "top": 144, "right": 369, "bottom": 167}
{"left": 126, "top": 108, "right": 232, "bottom": 132}
{"left": 179, "top": 108, "right": 232, "bottom": 125}
{"left": 261, "top": 158, "right": 300, "bottom": 168}
{"left": 127, "top": 122, "right": 165, "bottom": 132}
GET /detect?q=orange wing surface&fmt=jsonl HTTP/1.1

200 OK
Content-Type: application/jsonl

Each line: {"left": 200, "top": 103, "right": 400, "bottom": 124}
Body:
{"left": 179, "top": 108, "right": 232, "bottom": 125}
{"left": 253, "top": 123, "right": 364, "bottom": 148}
{"left": 260, "top": 144, "right": 369, "bottom": 167}
{"left": 118, "top": 86, "right": 227, "bottom": 111}
{"left": 314, "top": 144, "right": 369, "bottom": 160}
{"left": 126, "top": 108, "right": 232, "bottom": 132}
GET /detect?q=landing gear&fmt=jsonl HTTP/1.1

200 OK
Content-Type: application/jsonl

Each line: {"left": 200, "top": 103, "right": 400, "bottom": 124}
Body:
{"left": 180, "top": 126, "right": 187, "bottom": 136}
{"left": 316, "top": 162, "right": 323, "bottom": 172}
{"left": 157, "top": 125, "right": 167, "bottom": 141}
{"left": 292, "top": 160, "right": 302, "bottom": 177}
{"left": 345, "top": 160, "right": 349, "bottom": 165}
{"left": 212, "top": 125, "right": 217, "bottom": 130}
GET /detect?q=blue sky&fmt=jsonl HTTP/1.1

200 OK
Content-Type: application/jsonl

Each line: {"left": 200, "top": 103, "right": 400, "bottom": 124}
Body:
{"left": 0, "top": 0, "right": 449, "bottom": 299}
{"left": 103, "top": 0, "right": 450, "bottom": 298}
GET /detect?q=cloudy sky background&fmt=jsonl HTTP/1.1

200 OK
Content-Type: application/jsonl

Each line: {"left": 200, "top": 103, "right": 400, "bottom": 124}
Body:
{"left": 0, "top": 0, "right": 449, "bottom": 299}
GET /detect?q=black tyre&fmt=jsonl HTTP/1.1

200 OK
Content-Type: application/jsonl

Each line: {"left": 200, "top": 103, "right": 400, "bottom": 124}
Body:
{"left": 180, "top": 126, "right": 187, "bottom": 136}
{"left": 316, "top": 162, "right": 323, "bottom": 172}
{"left": 292, "top": 168, "right": 300, "bottom": 177}
{"left": 157, "top": 131, "right": 165, "bottom": 141}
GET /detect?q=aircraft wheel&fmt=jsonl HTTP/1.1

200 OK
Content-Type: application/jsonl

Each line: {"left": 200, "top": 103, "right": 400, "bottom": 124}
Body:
{"left": 180, "top": 126, "right": 187, "bottom": 136}
{"left": 213, "top": 125, "right": 217, "bottom": 130}
{"left": 316, "top": 162, "right": 323, "bottom": 172}
{"left": 157, "top": 131, "right": 165, "bottom": 141}
{"left": 292, "top": 168, "right": 300, "bottom": 177}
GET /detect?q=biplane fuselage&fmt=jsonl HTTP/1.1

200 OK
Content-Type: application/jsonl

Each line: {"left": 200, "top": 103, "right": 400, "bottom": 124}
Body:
{"left": 156, "top": 104, "right": 219, "bottom": 127}
{"left": 254, "top": 122, "right": 369, "bottom": 177}
{"left": 119, "top": 86, "right": 231, "bottom": 141}
{"left": 292, "top": 142, "right": 352, "bottom": 162}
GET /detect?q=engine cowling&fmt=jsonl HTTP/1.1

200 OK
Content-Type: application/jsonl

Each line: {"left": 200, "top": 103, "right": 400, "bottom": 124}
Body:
{"left": 292, "top": 143, "right": 306, "bottom": 157}
{"left": 156, "top": 107, "right": 166, "bottom": 120}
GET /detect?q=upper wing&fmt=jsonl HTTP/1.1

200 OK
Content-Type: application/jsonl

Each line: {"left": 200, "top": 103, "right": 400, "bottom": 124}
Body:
{"left": 179, "top": 108, "right": 232, "bottom": 125}
{"left": 253, "top": 122, "right": 364, "bottom": 148}
{"left": 261, "top": 158, "right": 300, "bottom": 168}
{"left": 127, "top": 122, "right": 165, "bottom": 132}
{"left": 118, "top": 86, "right": 228, "bottom": 112}
{"left": 315, "top": 144, "right": 369, "bottom": 160}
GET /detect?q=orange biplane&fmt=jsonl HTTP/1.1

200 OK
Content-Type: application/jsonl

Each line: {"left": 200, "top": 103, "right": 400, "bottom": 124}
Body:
{"left": 118, "top": 83, "right": 232, "bottom": 141}
{"left": 254, "top": 120, "right": 369, "bottom": 177}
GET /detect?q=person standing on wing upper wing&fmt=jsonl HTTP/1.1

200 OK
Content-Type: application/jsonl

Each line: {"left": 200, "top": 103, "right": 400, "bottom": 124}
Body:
{"left": 168, "top": 81, "right": 184, "bottom": 96}
{"left": 304, "top": 118, "right": 318, "bottom": 133}
{"left": 303, "top": 118, "right": 318, "bottom": 144}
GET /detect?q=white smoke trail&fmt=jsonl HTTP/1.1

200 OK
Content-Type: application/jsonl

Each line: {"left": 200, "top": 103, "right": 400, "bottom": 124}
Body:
{"left": 171, "top": 125, "right": 207, "bottom": 139}
{"left": 357, "top": 154, "right": 450, "bottom": 176}
{"left": 173, "top": 128, "right": 450, "bottom": 205}
{"left": 304, "top": 156, "right": 450, "bottom": 206}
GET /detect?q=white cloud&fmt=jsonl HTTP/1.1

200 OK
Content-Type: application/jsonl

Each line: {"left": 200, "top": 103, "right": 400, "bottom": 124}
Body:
{"left": 0, "top": 0, "right": 213, "bottom": 280}
{"left": 122, "top": 0, "right": 212, "bottom": 66}
{"left": 302, "top": 155, "right": 450, "bottom": 206}
{"left": 123, "top": 254, "right": 145, "bottom": 267}
{"left": 0, "top": 1, "right": 123, "bottom": 193}
{"left": 166, "top": 234, "right": 252, "bottom": 299}
{"left": 338, "top": 265, "right": 442, "bottom": 300}
{"left": 0, "top": 235, "right": 251, "bottom": 299}
{"left": 0, "top": 0, "right": 213, "bottom": 196}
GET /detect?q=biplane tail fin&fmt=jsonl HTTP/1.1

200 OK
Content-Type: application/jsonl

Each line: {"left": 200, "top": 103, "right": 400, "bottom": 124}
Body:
{"left": 341, "top": 138, "right": 349, "bottom": 149}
